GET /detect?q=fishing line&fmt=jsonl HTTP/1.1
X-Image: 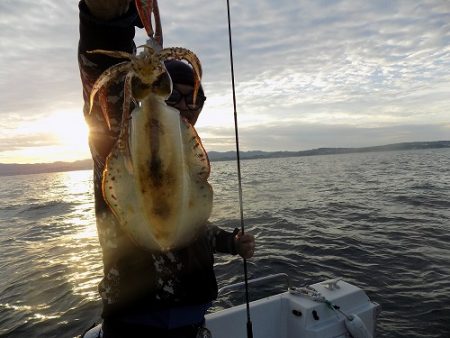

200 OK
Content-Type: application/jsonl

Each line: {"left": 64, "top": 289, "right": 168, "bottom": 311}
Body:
{"left": 225, "top": 1, "right": 253, "bottom": 337}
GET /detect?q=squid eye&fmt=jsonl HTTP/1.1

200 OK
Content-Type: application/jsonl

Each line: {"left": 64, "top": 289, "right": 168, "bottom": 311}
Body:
{"left": 153, "top": 72, "right": 172, "bottom": 98}
{"left": 166, "top": 89, "right": 182, "bottom": 105}
{"left": 131, "top": 76, "right": 152, "bottom": 99}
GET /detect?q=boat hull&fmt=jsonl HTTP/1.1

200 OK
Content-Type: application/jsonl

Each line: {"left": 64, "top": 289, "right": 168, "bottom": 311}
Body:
{"left": 205, "top": 280, "right": 380, "bottom": 338}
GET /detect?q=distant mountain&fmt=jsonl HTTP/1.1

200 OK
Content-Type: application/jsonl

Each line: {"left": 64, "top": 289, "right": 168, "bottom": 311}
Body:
{"left": 0, "top": 159, "right": 93, "bottom": 177}
{"left": 1, "top": 141, "right": 449, "bottom": 176}
{"left": 208, "top": 140, "right": 450, "bottom": 161}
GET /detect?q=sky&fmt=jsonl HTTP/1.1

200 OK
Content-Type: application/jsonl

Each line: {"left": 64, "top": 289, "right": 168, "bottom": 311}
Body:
{"left": 1, "top": 0, "right": 449, "bottom": 164}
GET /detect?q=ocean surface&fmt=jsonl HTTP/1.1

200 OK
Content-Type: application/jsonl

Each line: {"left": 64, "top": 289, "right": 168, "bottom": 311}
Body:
{"left": 1, "top": 148, "right": 449, "bottom": 337}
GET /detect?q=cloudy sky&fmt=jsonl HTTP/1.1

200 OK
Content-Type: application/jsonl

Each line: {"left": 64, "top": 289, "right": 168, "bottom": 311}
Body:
{"left": 1, "top": 0, "right": 449, "bottom": 163}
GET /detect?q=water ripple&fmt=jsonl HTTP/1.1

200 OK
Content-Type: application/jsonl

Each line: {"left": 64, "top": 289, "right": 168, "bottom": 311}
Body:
{"left": 1, "top": 151, "right": 450, "bottom": 337}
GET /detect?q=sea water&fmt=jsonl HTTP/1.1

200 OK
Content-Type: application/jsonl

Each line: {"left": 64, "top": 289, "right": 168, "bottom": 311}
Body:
{"left": 1, "top": 148, "right": 449, "bottom": 337}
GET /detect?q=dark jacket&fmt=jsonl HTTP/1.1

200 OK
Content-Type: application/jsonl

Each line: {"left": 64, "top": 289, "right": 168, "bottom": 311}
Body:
{"left": 77, "top": 0, "right": 237, "bottom": 319}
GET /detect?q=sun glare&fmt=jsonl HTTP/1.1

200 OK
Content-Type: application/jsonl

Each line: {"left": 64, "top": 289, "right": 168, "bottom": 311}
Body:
{"left": 42, "top": 110, "right": 91, "bottom": 163}
{"left": 3, "top": 109, "right": 91, "bottom": 164}
{"left": 49, "top": 110, "right": 89, "bottom": 147}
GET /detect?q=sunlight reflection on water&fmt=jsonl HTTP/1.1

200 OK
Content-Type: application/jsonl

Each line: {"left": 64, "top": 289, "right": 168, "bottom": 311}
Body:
{"left": 0, "top": 170, "right": 105, "bottom": 336}
{"left": 1, "top": 150, "right": 450, "bottom": 337}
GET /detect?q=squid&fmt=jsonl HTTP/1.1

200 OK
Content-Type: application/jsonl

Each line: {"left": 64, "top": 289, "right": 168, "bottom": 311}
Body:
{"left": 88, "top": 0, "right": 212, "bottom": 251}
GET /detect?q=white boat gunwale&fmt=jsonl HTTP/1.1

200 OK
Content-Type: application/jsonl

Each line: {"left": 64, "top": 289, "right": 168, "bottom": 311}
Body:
{"left": 206, "top": 274, "right": 381, "bottom": 338}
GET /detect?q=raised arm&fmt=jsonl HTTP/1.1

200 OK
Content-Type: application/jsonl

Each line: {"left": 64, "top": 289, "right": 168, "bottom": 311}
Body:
{"left": 78, "top": 0, "right": 142, "bottom": 212}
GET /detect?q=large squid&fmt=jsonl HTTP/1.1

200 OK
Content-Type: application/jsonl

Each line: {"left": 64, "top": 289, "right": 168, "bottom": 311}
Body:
{"left": 88, "top": 0, "right": 212, "bottom": 251}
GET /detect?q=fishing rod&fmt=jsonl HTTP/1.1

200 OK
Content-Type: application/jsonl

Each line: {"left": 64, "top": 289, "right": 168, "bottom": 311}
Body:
{"left": 225, "top": 1, "right": 253, "bottom": 338}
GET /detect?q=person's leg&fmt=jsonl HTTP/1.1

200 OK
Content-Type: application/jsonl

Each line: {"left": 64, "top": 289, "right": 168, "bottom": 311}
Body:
{"left": 102, "top": 320, "right": 168, "bottom": 338}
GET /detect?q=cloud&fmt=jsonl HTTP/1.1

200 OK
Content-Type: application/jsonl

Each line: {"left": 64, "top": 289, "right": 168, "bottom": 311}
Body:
{"left": 200, "top": 122, "right": 450, "bottom": 152}
{"left": 1, "top": 0, "right": 450, "bottom": 162}
{"left": 0, "top": 132, "right": 58, "bottom": 152}
{"left": 0, "top": 0, "right": 80, "bottom": 117}
{"left": 189, "top": 0, "right": 450, "bottom": 133}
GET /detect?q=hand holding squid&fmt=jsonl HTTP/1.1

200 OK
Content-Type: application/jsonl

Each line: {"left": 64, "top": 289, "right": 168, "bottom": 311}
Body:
{"left": 85, "top": 0, "right": 132, "bottom": 20}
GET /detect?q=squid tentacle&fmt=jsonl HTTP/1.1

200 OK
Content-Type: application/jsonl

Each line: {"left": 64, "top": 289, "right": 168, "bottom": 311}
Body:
{"left": 119, "top": 72, "right": 134, "bottom": 174}
{"left": 151, "top": 0, "right": 163, "bottom": 46}
{"left": 158, "top": 48, "right": 203, "bottom": 104}
{"left": 135, "top": 0, "right": 163, "bottom": 47}
{"left": 88, "top": 61, "right": 132, "bottom": 129}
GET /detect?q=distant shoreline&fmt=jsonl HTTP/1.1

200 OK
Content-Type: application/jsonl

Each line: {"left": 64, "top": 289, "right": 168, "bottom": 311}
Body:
{"left": 1, "top": 141, "right": 449, "bottom": 177}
